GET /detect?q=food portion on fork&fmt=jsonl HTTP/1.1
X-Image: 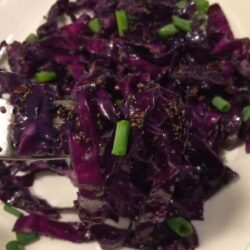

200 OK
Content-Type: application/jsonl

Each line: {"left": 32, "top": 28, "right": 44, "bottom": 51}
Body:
{"left": 0, "top": 71, "right": 73, "bottom": 160}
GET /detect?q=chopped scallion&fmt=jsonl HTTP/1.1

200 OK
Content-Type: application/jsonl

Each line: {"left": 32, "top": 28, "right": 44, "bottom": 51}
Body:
{"left": 212, "top": 96, "right": 231, "bottom": 113}
{"left": 6, "top": 241, "right": 24, "bottom": 250}
{"left": 35, "top": 71, "right": 57, "bottom": 83}
{"left": 115, "top": 10, "right": 128, "bottom": 37}
{"left": 166, "top": 217, "right": 194, "bottom": 237}
{"left": 158, "top": 24, "right": 179, "bottom": 39}
{"left": 25, "top": 33, "right": 38, "bottom": 43}
{"left": 172, "top": 15, "right": 191, "bottom": 32}
{"left": 112, "top": 120, "right": 131, "bottom": 156}
{"left": 194, "top": 10, "right": 207, "bottom": 20}
{"left": 242, "top": 106, "right": 250, "bottom": 122}
{"left": 88, "top": 18, "right": 102, "bottom": 33}
{"left": 16, "top": 232, "right": 39, "bottom": 245}
{"left": 194, "top": 0, "right": 209, "bottom": 13}
{"left": 3, "top": 204, "right": 23, "bottom": 218}
{"left": 175, "top": 0, "right": 188, "bottom": 9}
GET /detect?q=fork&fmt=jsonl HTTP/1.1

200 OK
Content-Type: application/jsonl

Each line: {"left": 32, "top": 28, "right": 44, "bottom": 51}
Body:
{"left": 0, "top": 97, "right": 72, "bottom": 160}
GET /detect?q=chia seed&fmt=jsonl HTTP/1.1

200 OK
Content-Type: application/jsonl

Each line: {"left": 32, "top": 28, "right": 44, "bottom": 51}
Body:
{"left": 0, "top": 106, "right": 6, "bottom": 113}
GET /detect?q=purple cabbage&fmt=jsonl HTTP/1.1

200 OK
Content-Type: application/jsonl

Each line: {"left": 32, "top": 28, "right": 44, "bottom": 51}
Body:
{"left": 14, "top": 214, "right": 90, "bottom": 243}
{"left": 1, "top": 0, "right": 250, "bottom": 249}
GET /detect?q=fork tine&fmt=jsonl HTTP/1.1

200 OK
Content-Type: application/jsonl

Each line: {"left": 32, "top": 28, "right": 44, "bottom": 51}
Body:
{"left": 0, "top": 97, "right": 14, "bottom": 158}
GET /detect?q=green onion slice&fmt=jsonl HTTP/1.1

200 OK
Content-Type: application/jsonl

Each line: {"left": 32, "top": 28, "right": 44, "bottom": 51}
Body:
{"left": 16, "top": 232, "right": 39, "bottom": 245}
{"left": 3, "top": 204, "right": 23, "bottom": 218}
{"left": 158, "top": 24, "right": 179, "bottom": 39}
{"left": 112, "top": 120, "right": 131, "bottom": 156}
{"left": 194, "top": 10, "right": 207, "bottom": 20}
{"left": 6, "top": 241, "right": 24, "bottom": 250}
{"left": 88, "top": 18, "right": 102, "bottom": 33}
{"left": 194, "top": 0, "right": 209, "bottom": 13}
{"left": 115, "top": 10, "right": 128, "bottom": 37}
{"left": 175, "top": 0, "right": 188, "bottom": 9}
{"left": 35, "top": 71, "right": 57, "bottom": 83}
{"left": 166, "top": 217, "right": 194, "bottom": 237}
{"left": 25, "top": 33, "right": 38, "bottom": 43}
{"left": 211, "top": 96, "right": 231, "bottom": 113}
{"left": 242, "top": 105, "right": 250, "bottom": 122}
{"left": 172, "top": 15, "right": 191, "bottom": 32}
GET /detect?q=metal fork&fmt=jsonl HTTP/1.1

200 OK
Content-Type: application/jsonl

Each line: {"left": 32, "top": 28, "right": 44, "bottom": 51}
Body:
{"left": 0, "top": 97, "right": 72, "bottom": 160}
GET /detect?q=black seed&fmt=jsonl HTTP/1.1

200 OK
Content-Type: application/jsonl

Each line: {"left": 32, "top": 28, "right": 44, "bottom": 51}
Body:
{"left": 0, "top": 106, "right": 6, "bottom": 113}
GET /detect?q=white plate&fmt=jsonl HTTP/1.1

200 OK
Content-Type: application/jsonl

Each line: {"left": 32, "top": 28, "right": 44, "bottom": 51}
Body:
{"left": 0, "top": 1, "right": 250, "bottom": 249}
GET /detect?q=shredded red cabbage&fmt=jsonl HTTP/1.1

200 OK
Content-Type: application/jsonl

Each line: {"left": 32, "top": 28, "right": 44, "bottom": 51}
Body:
{"left": 1, "top": 0, "right": 250, "bottom": 249}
